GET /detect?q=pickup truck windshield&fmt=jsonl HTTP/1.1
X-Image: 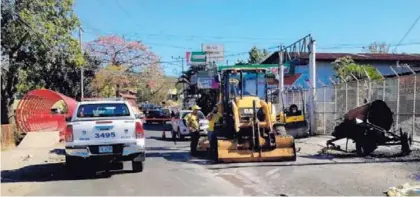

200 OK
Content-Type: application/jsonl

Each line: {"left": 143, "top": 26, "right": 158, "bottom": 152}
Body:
{"left": 148, "top": 110, "right": 163, "bottom": 116}
{"left": 77, "top": 103, "right": 131, "bottom": 118}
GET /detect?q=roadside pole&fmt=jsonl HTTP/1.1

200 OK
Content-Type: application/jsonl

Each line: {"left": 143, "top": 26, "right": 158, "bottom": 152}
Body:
{"left": 308, "top": 40, "right": 317, "bottom": 135}
{"left": 278, "top": 47, "right": 284, "bottom": 110}
{"left": 79, "top": 27, "right": 84, "bottom": 101}
{"left": 172, "top": 56, "right": 186, "bottom": 108}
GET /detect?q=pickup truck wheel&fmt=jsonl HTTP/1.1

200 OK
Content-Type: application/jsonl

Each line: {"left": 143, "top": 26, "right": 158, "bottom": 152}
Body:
{"left": 132, "top": 161, "right": 143, "bottom": 173}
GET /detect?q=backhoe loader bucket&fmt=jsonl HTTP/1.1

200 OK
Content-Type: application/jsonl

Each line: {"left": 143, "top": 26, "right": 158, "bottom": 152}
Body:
{"left": 216, "top": 136, "right": 296, "bottom": 163}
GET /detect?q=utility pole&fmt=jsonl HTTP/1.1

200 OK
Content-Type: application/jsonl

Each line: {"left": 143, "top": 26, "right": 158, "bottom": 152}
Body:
{"left": 79, "top": 27, "right": 84, "bottom": 101}
{"left": 308, "top": 39, "right": 316, "bottom": 135}
{"left": 172, "top": 56, "right": 186, "bottom": 107}
{"left": 278, "top": 45, "right": 284, "bottom": 110}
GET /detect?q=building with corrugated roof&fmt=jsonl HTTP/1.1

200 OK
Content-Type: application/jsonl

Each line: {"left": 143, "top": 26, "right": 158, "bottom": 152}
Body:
{"left": 261, "top": 52, "right": 420, "bottom": 87}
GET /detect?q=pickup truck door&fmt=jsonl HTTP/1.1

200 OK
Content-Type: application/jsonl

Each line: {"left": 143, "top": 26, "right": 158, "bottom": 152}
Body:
{"left": 71, "top": 119, "right": 137, "bottom": 144}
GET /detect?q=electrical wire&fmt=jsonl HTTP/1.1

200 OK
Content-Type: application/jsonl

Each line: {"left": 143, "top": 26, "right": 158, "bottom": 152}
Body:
{"left": 80, "top": 20, "right": 420, "bottom": 65}
{"left": 394, "top": 14, "right": 420, "bottom": 52}
{"left": 83, "top": 25, "right": 420, "bottom": 56}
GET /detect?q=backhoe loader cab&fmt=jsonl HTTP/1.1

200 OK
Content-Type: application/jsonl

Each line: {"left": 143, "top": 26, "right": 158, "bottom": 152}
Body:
{"left": 202, "top": 67, "right": 297, "bottom": 163}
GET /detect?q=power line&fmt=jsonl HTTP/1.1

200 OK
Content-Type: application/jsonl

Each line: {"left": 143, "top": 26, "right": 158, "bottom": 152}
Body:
{"left": 82, "top": 26, "right": 420, "bottom": 53}
{"left": 81, "top": 23, "right": 420, "bottom": 63}
{"left": 394, "top": 14, "right": 420, "bottom": 52}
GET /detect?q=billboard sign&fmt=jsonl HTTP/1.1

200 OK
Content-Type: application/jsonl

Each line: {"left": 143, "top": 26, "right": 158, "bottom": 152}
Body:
{"left": 202, "top": 44, "right": 224, "bottom": 63}
{"left": 197, "top": 77, "right": 219, "bottom": 89}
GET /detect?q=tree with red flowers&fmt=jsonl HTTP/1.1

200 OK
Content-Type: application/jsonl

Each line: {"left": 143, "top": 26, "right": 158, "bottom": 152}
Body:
{"left": 85, "top": 35, "right": 158, "bottom": 69}
{"left": 86, "top": 35, "right": 168, "bottom": 100}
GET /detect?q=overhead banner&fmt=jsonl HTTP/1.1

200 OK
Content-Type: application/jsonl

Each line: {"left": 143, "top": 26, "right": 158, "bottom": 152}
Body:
{"left": 217, "top": 64, "right": 290, "bottom": 76}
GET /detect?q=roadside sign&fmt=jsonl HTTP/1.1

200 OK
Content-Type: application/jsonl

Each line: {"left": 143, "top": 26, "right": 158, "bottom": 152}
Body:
{"left": 202, "top": 44, "right": 224, "bottom": 63}
{"left": 217, "top": 64, "right": 278, "bottom": 71}
{"left": 189, "top": 51, "right": 206, "bottom": 66}
{"left": 197, "top": 77, "right": 218, "bottom": 89}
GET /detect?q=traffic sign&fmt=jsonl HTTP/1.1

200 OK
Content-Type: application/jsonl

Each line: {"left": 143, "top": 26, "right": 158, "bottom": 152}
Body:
{"left": 189, "top": 51, "right": 206, "bottom": 66}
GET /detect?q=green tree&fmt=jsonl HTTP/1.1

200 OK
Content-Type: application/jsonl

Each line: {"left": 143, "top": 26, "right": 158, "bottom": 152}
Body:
{"left": 332, "top": 56, "right": 382, "bottom": 81}
{"left": 248, "top": 46, "right": 270, "bottom": 64}
{"left": 235, "top": 46, "right": 270, "bottom": 65}
{"left": 1, "top": 0, "right": 83, "bottom": 124}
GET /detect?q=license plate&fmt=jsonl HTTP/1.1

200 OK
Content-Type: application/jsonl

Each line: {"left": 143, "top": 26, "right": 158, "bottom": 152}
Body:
{"left": 98, "top": 146, "right": 113, "bottom": 153}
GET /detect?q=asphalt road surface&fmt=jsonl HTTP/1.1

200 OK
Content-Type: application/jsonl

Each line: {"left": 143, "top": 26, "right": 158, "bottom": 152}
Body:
{"left": 1, "top": 124, "right": 419, "bottom": 196}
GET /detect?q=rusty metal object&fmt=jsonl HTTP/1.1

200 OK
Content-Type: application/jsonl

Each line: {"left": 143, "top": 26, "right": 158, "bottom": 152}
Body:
{"left": 327, "top": 100, "right": 411, "bottom": 156}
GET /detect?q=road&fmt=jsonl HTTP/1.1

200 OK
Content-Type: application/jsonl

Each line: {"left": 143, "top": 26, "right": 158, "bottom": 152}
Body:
{"left": 1, "top": 124, "right": 420, "bottom": 196}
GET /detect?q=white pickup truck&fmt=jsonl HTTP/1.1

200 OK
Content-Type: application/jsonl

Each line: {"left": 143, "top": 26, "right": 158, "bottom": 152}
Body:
{"left": 64, "top": 100, "right": 145, "bottom": 173}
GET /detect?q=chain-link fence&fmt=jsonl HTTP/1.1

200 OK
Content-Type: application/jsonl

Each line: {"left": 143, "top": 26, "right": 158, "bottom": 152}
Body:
{"left": 314, "top": 70, "right": 420, "bottom": 142}
{"left": 274, "top": 88, "right": 309, "bottom": 117}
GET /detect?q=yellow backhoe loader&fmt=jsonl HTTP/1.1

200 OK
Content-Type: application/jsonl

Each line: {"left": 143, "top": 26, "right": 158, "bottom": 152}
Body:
{"left": 198, "top": 67, "right": 297, "bottom": 163}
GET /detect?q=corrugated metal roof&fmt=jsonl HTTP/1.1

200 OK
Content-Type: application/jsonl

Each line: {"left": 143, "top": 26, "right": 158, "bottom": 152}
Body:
{"left": 261, "top": 52, "right": 420, "bottom": 64}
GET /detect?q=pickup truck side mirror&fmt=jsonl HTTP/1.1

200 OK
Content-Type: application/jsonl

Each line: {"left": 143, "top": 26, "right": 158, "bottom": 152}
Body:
{"left": 65, "top": 116, "right": 72, "bottom": 122}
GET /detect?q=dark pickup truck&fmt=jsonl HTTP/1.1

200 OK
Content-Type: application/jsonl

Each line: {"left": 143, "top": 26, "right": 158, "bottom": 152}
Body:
{"left": 145, "top": 109, "right": 170, "bottom": 125}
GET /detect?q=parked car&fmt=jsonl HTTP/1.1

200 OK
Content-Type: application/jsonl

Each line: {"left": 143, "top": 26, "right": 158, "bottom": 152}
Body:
{"left": 145, "top": 109, "right": 167, "bottom": 124}
{"left": 64, "top": 100, "right": 145, "bottom": 173}
{"left": 171, "top": 110, "right": 209, "bottom": 140}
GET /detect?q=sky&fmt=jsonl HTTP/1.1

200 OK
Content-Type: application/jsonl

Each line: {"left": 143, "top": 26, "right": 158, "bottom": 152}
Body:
{"left": 74, "top": 0, "right": 420, "bottom": 77}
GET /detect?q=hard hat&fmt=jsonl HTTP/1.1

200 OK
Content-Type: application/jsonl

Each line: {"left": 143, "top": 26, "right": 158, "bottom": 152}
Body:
{"left": 191, "top": 105, "right": 201, "bottom": 110}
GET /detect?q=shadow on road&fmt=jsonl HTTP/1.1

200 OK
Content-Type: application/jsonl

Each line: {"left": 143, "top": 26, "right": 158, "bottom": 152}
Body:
{"left": 49, "top": 148, "right": 66, "bottom": 156}
{"left": 145, "top": 150, "right": 211, "bottom": 164}
{"left": 0, "top": 162, "right": 136, "bottom": 183}
{"left": 146, "top": 146, "right": 189, "bottom": 151}
{"left": 207, "top": 157, "right": 420, "bottom": 170}
{"left": 144, "top": 148, "right": 420, "bottom": 170}
{"left": 147, "top": 136, "right": 190, "bottom": 142}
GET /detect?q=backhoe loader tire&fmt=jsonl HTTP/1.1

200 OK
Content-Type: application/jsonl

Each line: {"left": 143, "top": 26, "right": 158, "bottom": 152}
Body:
{"left": 292, "top": 143, "right": 297, "bottom": 161}
{"left": 274, "top": 125, "right": 287, "bottom": 136}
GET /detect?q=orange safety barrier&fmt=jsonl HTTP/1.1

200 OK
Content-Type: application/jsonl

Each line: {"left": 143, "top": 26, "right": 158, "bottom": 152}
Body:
{"left": 15, "top": 89, "right": 78, "bottom": 140}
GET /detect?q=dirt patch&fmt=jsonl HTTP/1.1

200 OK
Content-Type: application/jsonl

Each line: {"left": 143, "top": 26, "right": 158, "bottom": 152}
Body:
{"left": 1, "top": 182, "right": 42, "bottom": 196}
{"left": 1, "top": 142, "right": 65, "bottom": 195}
